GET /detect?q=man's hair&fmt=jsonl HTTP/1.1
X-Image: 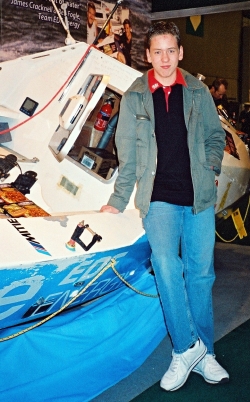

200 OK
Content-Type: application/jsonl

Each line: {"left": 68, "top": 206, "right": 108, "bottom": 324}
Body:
{"left": 123, "top": 19, "right": 131, "bottom": 27}
{"left": 87, "top": 2, "right": 96, "bottom": 12}
{"left": 211, "top": 78, "right": 228, "bottom": 91}
{"left": 146, "top": 21, "right": 181, "bottom": 49}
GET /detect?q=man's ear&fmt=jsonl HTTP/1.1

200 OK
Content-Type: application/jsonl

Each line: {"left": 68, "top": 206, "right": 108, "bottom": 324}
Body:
{"left": 179, "top": 46, "right": 184, "bottom": 61}
{"left": 146, "top": 48, "right": 151, "bottom": 63}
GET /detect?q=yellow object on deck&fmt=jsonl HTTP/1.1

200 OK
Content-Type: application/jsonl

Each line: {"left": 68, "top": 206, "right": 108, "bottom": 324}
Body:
{"left": 232, "top": 208, "right": 247, "bottom": 239}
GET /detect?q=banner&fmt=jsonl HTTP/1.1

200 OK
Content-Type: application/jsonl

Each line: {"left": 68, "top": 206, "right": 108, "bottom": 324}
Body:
{"left": 0, "top": 0, "right": 151, "bottom": 71}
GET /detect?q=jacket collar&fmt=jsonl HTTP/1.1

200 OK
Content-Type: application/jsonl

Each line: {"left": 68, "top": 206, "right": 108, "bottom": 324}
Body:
{"left": 128, "top": 68, "right": 205, "bottom": 94}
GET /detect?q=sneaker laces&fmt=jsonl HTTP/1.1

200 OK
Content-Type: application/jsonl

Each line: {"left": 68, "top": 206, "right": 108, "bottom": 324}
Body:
{"left": 169, "top": 353, "right": 181, "bottom": 373}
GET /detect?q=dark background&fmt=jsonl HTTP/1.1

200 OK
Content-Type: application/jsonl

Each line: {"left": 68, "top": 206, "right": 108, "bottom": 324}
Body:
{"left": 151, "top": 0, "right": 247, "bottom": 12}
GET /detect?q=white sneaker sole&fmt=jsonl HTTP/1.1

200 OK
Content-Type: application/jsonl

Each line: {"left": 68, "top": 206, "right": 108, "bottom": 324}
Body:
{"left": 160, "top": 346, "right": 207, "bottom": 392}
{"left": 192, "top": 367, "right": 229, "bottom": 384}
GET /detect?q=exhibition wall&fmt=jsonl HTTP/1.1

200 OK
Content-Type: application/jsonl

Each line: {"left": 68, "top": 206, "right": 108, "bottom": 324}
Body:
{"left": 0, "top": 1, "right": 249, "bottom": 103}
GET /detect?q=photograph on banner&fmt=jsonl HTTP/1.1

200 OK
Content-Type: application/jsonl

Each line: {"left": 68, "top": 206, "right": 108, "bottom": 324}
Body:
{"left": 86, "top": 1, "right": 132, "bottom": 66}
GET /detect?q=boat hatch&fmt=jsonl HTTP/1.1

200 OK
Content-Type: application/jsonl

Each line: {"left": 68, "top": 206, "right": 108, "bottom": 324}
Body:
{"left": 49, "top": 74, "right": 121, "bottom": 181}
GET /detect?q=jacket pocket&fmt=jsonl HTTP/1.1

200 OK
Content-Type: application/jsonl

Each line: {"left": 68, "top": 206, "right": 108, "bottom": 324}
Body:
{"left": 200, "top": 168, "right": 216, "bottom": 203}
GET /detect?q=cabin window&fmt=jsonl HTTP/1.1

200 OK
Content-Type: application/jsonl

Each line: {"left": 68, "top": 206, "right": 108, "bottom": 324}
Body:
{"left": 67, "top": 87, "right": 120, "bottom": 180}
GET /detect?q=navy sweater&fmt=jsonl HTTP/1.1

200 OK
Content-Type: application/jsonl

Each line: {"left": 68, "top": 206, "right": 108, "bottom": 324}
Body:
{"left": 151, "top": 84, "right": 194, "bottom": 206}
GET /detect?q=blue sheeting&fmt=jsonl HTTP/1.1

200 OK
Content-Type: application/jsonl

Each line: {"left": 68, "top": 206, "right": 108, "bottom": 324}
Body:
{"left": 0, "top": 272, "right": 166, "bottom": 402}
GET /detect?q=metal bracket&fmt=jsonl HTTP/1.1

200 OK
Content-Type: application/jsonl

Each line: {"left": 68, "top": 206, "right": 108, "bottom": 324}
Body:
{"left": 0, "top": 145, "right": 39, "bottom": 163}
{"left": 66, "top": 220, "right": 102, "bottom": 251}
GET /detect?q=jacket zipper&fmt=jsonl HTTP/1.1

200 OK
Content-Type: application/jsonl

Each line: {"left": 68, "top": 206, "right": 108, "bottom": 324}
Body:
{"left": 188, "top": 95, "right": 197, "bottom": 214}
{"left": 141, "top": 95, "right": 157, "bottom": 217}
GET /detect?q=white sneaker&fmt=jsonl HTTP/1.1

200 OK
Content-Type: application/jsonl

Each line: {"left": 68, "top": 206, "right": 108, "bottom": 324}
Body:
{"left": 192, "top": 354, "right": 229, "bottom": 384}
{"left": 160, "top": 339, "right": 207, "bottom": 392}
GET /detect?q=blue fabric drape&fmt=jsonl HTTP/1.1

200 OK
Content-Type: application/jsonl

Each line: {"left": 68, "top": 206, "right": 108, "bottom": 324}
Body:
{"left": 0, "top": 272, "right": 166, "bottom": 402}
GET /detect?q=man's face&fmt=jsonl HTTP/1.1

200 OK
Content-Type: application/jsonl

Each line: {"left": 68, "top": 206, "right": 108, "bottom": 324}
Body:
{"left": 124, "top": 23, "right": 131, "bottom": 38}
{"left": 87, "top": 7, "right": 95, "bottom": 26}
{"left": 212, "top": 84, "right": 227, "bottom": 100}
{"left": 146, "top": 34, "right": 183, "bottom": 86}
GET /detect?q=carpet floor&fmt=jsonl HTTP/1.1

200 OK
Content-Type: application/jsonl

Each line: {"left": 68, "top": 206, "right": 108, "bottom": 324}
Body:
{"left": 131, "top": 318, "right": 250, "bottom": 402}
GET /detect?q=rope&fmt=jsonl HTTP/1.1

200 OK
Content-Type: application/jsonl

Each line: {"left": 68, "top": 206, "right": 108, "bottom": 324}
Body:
{"left": 0, "top": 259, "right": 158, "bottom": 342}
{"left": 111, "top": 263, "right": 158, "bottom": 299}
{"left": 215, "top": 195, "right": 250, "bottom": 243}
{"left": 0, "top": 45, "right": 94, "bottom": 136}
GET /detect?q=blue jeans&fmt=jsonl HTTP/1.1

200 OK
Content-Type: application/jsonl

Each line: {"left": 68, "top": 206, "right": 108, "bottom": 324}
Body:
{"left": 143, "top": 202, "right": 215, "bottom": 354}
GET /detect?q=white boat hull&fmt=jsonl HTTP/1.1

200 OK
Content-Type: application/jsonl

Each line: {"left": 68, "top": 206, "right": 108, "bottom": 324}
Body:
{"left": 0, "top": 42, "right": 250, "bottom": 330}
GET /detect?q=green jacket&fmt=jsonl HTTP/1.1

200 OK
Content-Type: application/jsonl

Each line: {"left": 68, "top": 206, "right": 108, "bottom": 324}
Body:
{"left": 108, "top": 68, "right": 225, "bottom": 218}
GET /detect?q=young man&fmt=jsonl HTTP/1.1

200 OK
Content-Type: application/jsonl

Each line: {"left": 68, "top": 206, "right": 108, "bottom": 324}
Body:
{"left": 101, "top": 21, "right": 229, "bottom": 391}
{"left": 87, "top": 2, "right": 98, "bottom": 44}
{"left": 120, "top": 19, "right": 132, "bottom": 66}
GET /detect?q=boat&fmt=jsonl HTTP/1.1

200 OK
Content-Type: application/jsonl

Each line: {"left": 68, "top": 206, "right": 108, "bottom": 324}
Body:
{"left": 0, "top": 1, "right": 250, "bottom": 332}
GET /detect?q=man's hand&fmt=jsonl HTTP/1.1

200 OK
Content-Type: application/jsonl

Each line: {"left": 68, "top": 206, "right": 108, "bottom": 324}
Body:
{"left": 100, "top": 205, "right": 120, "bottom": 214}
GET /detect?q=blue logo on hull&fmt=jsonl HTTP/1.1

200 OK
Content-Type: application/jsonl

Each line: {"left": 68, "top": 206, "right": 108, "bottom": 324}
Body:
{"left": 7, "top": 218, "right": 51, "bottom": 256}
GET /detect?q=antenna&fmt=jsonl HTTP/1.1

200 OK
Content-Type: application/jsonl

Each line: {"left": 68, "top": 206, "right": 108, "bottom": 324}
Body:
{"left": 93, "top": 0, "right": 123, "bottom": 45}
{"left": 50, "top": 0, "right": 76, "bottom": 45}
{"left": 61, "top": 3, "right": 69, "bottom": 30}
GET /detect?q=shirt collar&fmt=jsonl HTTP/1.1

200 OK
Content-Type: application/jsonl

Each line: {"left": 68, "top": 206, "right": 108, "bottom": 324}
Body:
{"left": 148, "top": 68, "right": 187, "bottom": 93}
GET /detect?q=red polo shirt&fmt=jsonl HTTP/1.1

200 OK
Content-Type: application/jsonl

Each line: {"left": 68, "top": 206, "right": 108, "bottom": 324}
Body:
{"left": 148, "top": 68, "right": 187, "bottom": 111}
